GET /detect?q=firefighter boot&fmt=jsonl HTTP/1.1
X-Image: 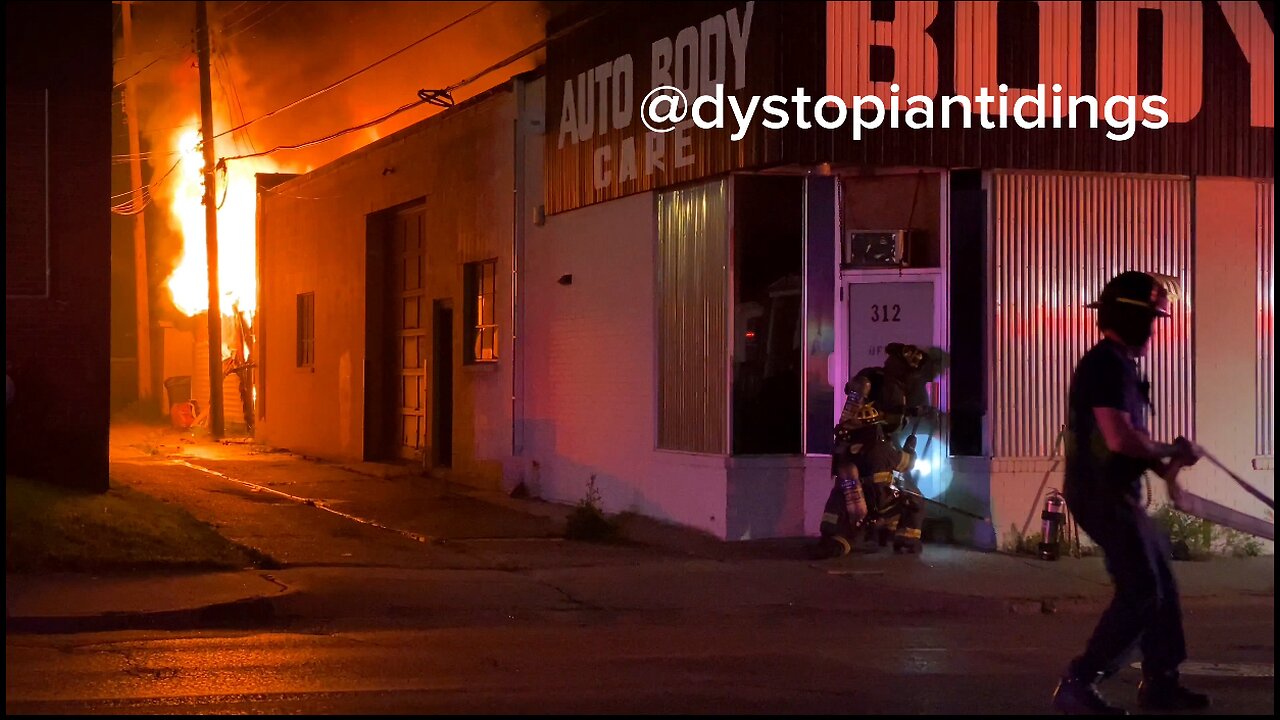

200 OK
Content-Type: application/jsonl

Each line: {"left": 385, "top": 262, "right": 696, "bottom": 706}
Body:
{"left": 877, "top": 516, "right": 898, "bottom": 547}
{"left": 811, "top": 535, "right": 852, "bottom": 559}
{"left": 892, "top": 528, "right": 922, "bottom": 554}
{"left": 1052, "top": 673, "right": 1127, "bottom": 715}
{"left": 893, "top": 500, "right": 924, "bottom": 554}
{"left": 1137, "top": 672, "right": 1210, "bottom": 712}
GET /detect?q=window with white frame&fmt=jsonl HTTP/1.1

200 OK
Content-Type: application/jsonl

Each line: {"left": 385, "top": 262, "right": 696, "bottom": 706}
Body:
{"left": 464, "top": 259, "right": 498, "bottom": 364}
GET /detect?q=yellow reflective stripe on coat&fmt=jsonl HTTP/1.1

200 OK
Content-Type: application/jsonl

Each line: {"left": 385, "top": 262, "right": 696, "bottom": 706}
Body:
{"left": 871, "top": 472, "right": 896, "bottom": 484}
{"left": 896, "top": 453, "right": 913, "bottom": 472}
{"left": 822, "top": 512, "right": 840, "bottom": 525}
{"left": 895, "top": 528, "right": 922, "bottom": 539}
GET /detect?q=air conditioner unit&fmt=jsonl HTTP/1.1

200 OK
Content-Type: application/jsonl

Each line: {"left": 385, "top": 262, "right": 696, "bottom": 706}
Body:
{"left": 843, "top": 229, "right": 911, "bottom": 268}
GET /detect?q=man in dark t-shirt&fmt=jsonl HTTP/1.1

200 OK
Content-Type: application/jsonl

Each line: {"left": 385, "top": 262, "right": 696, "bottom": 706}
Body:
{"left": 1051, "top": 272, "right": 1209, "bottom": 716}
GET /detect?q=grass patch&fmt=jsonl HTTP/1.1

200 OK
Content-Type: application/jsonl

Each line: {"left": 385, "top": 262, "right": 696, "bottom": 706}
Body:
{"left": 6, "top": 476, "right": 262, "bottom": 573}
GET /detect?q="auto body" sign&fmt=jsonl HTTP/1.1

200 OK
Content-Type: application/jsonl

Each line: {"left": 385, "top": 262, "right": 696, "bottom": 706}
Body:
{"left": 545, "top": 1, "right": 1274, "bottom": 214}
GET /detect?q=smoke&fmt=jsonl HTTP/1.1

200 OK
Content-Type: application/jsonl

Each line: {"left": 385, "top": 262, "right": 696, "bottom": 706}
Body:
{"left": 115, "top": 1, "right": 548, "bottom": 314}
{"left": 124, "top": 1, "right": 546, "bottom": 168}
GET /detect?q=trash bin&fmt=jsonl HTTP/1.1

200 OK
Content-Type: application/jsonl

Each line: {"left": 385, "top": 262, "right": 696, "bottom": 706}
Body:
{"left": 164, "top": 375, "right": 192, "bottom": 408}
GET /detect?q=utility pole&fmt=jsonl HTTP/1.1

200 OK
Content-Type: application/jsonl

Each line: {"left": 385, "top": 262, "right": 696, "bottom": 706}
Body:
{"left": 196, "top": 0, "right": 224, "bottom": 439}
{"left": 121, "top": 1, "right": 155, "bottom": 413}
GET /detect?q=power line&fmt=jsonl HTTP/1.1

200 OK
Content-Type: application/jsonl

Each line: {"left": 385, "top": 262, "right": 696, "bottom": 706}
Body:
{"left": 212, "top": 53, "right": 250, "bottom": 158}
{"left": 221, "top": 9, "right": 603, "bottom": 164}
{"left": 215, "top": 1, "right": 252, "bottom": 27}
{"left": 217, "top": 0, "right": 277, "bottom": 34}
{"left": 110, "top": 154, "right": 184, "bottom": 215}
{"left": 113, "top": 148, "right": 185, "bottom": 162}
{"left": 217, "top": 1, "right": 289, "bottom": 43}
{"left": 443, "top": 18, "right": 562, "bottom": 94}
{"left": 216, "top": 49, "right": 260, "bottom": 154}
{"left": 212, "top": 2, "right": 496, "bottom": 141}
{"left": 221, "top": 98, "right": 427, "bottom": 161}
{"left": 112, "top": 32, "right": 196, "bottom": 87}
{"left": 114, "top": 53, "right": 174, "bottom": 89}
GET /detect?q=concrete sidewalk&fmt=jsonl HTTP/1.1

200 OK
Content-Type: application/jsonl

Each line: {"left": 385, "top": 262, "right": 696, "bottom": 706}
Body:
{"left": 80, "top": 423, "right": 1274, "bottom": 634}
{"left": 822, "top": 545, "right": 1274, "bottom": 612}
{"left": 6, "top": 570, "right": 291, "bottom": 634}
{"left": 6, "top": 547, "right": 1272, "bottom": 635}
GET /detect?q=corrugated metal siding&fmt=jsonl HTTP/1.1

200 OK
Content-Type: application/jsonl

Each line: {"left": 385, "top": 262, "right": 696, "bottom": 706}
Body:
{"left": 194, "top": 316, "right": 247, "bottom": 432}
{"left": 1259, "top": 182, "right": 1274, "bottom": 457}
{"left": 991, "top": 172, "right": 1193, "bottom": 458}
{"left": 657, "top": 179, "right": 729, "bottom": 454}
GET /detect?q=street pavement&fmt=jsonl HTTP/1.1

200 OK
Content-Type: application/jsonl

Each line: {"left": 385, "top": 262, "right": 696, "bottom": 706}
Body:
{"left": 6, "top": 604, "right": 1274, "bottom": 714}
{"left": 5, "top": 424, "right": 1273, "bottom": 714}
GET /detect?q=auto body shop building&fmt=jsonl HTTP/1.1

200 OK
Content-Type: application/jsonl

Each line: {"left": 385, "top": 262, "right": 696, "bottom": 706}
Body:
{"left": 260, "top": 1, "right": 1273, "bottom": 546}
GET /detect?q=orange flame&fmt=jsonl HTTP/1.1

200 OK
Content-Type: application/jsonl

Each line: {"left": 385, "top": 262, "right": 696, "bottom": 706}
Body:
{"left": 163, "top": 123, "right": 284, "bottom": 326}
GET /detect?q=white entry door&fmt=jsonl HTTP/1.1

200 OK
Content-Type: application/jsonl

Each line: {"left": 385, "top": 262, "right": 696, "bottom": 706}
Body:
{"left": 846, "top": 280, "right": 936, "bottom": 375}
{"left": 843, "top": 276, "right": 949, "bottom": 499}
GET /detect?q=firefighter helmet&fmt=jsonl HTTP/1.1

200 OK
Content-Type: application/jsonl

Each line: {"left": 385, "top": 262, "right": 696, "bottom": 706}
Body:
{"left": 855, "top": 402, "right": 883, "bottom": 425}
{"left": 1086, "top": 271, "right": 1179, "bottom": 318}
{"left": 1088, "top": 271, "right": 1180, "bottom": 349}
{"left": 844, "top": 375, "right": 871, "bottom": 406}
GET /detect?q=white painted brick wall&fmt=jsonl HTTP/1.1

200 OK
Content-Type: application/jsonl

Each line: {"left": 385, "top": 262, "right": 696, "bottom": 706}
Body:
{"left": 521, "top": 188, "right": 729, "bottom": 537}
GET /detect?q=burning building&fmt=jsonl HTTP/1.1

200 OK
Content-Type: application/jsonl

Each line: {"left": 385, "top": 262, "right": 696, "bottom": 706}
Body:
{"left": 156, "top": 127, "right": 286, "bottom": 435}
{"left": 257, "top": 77, "right": 535, "bottom": 482}
{"left": 110, "top": 0, "right": 546, "bottom": 438}
{"left": 252, "top": 1, "right": 1269, "bottom": 547}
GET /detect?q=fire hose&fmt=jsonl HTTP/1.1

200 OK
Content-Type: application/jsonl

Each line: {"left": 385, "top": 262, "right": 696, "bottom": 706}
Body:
{"left": 1170, "top": 449, "right": 1274, "bottom": 541}
{"left": 897, "top": 486, "right": 991, "bottom": 522}
{"left": 1202, "top": 450, "right": 1274, "bottom": 511}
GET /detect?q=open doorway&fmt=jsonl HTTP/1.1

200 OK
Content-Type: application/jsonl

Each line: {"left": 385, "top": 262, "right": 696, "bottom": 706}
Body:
{"left": 431, "top": 299, "right": 453, "bottom": 469}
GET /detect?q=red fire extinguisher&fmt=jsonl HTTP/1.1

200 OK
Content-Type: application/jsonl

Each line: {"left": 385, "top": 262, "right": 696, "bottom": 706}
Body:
{"left": 1039, "top": 491, "right": 1066, "bottom": 561}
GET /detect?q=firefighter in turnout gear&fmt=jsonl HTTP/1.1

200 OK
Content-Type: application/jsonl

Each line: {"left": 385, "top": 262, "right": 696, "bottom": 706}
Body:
{"left": 817, "top": 376, "right": 875, "bottom": 558}
{"left": 1051, "top": 271, "right": 1210, "bottom": 715}
{"left": 818, "top": 376, "right": 923, "bottom": 557}
{"left": 858, "top": 421, "right": 924, "bottom": 554}
{"left": 858, "top": 343, "right": 937, "bottom": 434}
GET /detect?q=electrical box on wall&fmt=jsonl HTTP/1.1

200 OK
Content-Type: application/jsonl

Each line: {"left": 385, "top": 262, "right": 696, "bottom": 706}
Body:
{"left": 843, "top": 229, "right": 914, "bottom": 268}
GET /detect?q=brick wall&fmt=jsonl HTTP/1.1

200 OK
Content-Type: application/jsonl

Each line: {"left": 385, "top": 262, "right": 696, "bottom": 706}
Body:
{"left": 521, "top": 125, "right": 730, "bottom": 535}
{"left": 259, "top": 81, "right": 520, "bottom": 489}
{"left": 5, "top": 2, "right": 112, "bottom": 490}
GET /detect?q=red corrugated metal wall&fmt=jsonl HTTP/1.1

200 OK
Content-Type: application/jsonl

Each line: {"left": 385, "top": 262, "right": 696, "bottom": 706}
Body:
{"left": 1258, "top": 181, "right": 1274, "bottom": 458}
{"left": 990, "top": 171, "right": 1194, "bottom": 457}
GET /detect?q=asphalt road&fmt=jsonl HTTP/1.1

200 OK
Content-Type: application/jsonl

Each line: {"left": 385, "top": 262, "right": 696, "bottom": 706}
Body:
{"left": 7, "top": 603, "right": 1273, "bottom": 714}
{"left": 11, "top": 430, "right": 1266, "bottom": 714}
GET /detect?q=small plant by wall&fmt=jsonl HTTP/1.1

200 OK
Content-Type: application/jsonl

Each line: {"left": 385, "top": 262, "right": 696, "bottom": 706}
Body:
{"left": 1151, "top": 504, "right": 1265, "bottom": 560}
{"left": 564, "top": 475, "right": 618, "bottom": 542}
{"left": 1002, "top": 525, "right": 1100, "bottom": 558}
